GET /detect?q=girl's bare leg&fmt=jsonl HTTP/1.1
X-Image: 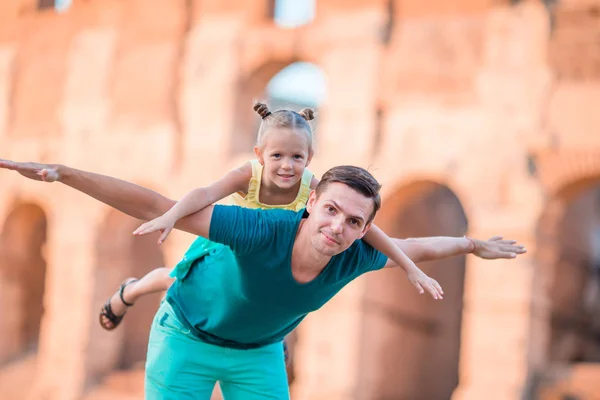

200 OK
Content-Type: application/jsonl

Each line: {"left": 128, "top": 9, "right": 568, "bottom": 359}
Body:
{"left": 100, "top": 267, "right": 174, "bottom": 330}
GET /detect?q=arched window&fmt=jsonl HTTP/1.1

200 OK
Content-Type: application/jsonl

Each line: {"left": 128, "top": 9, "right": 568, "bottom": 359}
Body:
{"left": 271, "top": 0, "right": 315, "bottom": 28}
{"left": 37, "top": 0, "right": 71, "bottom": 12}
{"left": 267, "top": 62, "right": 326, "bottom": 108}
{"left": 231, "top": 61, "right": 326, "bottom": 155}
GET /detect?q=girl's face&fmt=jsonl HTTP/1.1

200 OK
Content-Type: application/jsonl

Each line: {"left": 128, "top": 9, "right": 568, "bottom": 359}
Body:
{"left": 254, "top": 127, "right": 313, "bottom": 190}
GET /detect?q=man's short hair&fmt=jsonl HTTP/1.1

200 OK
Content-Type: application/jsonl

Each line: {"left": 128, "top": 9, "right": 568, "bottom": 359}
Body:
{"left": 314, "top": 166, "right": 382, "bottom": 224}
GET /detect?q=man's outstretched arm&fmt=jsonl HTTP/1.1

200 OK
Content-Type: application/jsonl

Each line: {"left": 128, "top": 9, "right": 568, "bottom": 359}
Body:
{"left": 59, "top": 164, "right": 175, "bottom": 221}
{"left": 384, "top": 235, "right": 526, "bottom": 267}
{"left": 0, "top": 158, "right": 213, "bottom": 237}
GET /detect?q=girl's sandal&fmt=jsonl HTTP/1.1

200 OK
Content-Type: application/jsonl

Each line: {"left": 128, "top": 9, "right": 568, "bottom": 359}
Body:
{"left": 99, "top": 278, "right": 138, "bottom": 331}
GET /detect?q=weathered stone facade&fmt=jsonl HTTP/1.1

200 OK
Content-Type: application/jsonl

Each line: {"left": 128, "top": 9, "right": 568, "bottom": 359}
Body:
{"left": 1, "top": 0, "right": 599, "bottom": 399}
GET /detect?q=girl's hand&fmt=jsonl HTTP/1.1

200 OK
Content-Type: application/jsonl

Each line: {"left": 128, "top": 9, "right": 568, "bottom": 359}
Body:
{"left": 406, "top": 268, "right": 444, "bottom": 300}
{"left": 133, "top": 215, "right": 177, "bottom": 244}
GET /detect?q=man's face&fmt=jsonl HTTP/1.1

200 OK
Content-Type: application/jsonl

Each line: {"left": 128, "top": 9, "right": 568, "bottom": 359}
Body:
{"left": 305, "top": 182, "right": 374, "bottom": 257}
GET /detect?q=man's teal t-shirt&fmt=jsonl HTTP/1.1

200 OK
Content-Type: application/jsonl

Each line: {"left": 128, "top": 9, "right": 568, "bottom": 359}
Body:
{"left": 166, "top": 205, "right": 388, "bottom": 349}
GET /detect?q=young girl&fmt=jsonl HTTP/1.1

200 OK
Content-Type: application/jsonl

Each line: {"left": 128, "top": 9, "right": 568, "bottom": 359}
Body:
{"left": 99, "top": 101, "right": 443, "bottom": 331}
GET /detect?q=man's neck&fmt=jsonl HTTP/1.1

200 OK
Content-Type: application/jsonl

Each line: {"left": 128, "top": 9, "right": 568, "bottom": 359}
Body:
{"left": 290, "top": 220, "right": 331, "bottom": 284}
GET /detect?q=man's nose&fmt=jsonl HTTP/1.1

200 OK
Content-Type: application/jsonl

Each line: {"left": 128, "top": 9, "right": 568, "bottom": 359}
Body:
{"left": 330, "top": 217, "right": 343, "bottom": 234}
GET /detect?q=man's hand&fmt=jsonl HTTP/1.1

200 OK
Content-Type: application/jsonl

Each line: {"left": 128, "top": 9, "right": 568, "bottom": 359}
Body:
{"left": 0, "top": 158, "right": 60, "bottom": 182}
{"left": 471, "top": 236, "right": 527, "bottom": 260}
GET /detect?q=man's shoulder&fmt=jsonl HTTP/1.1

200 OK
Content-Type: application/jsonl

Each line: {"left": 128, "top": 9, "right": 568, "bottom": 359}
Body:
{"left": 344, "top": 239, "right": 375, "bottom": 256}
{"left": 255, "top": 207, "right": 304, "bottom": 230}
{"left": 213, "top": 204, "right": 303, "bottom": 231}
{"left": 258, "top": 207, "right": 300, "bottom": 217}
{"left": 209, "top": 205, "right": 303, "bottom": 253}
{"left": 215, "top": 204, "right": 302, "bottom": 218}
{"left": 331, "top": 238, "right": 385, "bottom": 276}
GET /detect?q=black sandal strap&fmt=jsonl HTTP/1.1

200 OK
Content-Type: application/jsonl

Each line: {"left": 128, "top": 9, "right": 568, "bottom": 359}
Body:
{"left": 119, "top": 279, "right": 137, "bottom": 307}
{"left": 100, "top": 301, "right": 124, "bottom": 330}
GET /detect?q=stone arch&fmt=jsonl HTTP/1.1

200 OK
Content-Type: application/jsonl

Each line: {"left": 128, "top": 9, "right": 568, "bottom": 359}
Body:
{"left": 526, "top": 175, "right": 600, "bottom": 398}
{"left": 356, "top": 180, "right": 468, "bottom": 400}
{"left": 0, "top": 203, "right": 47, "bottom": 366}
{"left": 232, "top": 61, "right": 295, "bottom": 155}
{"left": 231, "top": 60, "right": 326, "bottom": 155}
{"left": 85, "top": 209, "right": 165, "bottom": 386}
{"left": 533, "top": 150, "right": 600, "bottom": 197}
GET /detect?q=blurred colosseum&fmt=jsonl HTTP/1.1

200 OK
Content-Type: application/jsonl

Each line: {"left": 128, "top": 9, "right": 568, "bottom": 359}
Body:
{"left": 0, "top": 0, "right": 599, "bottom": 399}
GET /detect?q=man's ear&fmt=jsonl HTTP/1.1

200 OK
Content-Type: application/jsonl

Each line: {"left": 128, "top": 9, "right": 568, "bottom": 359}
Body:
{"left": 306, "top": 190, "right": 317, "bottom": 213}
{"left": 358, "top": 222, "right": 372, "bottom": 240}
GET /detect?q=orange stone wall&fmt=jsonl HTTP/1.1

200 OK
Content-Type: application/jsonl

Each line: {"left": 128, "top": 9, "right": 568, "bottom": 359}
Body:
{"left": 1, "top": 1, "right": 600, "bottom": 399}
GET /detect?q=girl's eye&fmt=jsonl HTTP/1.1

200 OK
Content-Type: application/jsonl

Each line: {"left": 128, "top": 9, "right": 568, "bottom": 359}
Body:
{"left": 327, "top": 206, "right": 335, "bottom": 213}
{"left": 272, "top": 153, "right": 281, "bottom": 158}
{"left": 294, "top": 155, "right": 303, "bottom": 160}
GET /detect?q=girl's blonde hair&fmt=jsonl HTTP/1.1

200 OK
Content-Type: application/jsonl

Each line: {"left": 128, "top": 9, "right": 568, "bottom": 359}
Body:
{"left": 253, "top": 101, "right": 315, "bottom": 153}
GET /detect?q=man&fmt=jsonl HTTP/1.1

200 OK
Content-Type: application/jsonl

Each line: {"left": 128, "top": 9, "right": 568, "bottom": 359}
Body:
{"left": 0, "top": 159, "right": 526, "bottom": 399}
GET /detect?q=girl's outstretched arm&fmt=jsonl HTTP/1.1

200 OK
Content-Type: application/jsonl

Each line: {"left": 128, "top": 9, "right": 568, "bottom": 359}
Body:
{"left": 363, "top": 225, "right": 444, "bottom": 299}
{"left": 133, "top": 163, "right": 252, "bottom": 243}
